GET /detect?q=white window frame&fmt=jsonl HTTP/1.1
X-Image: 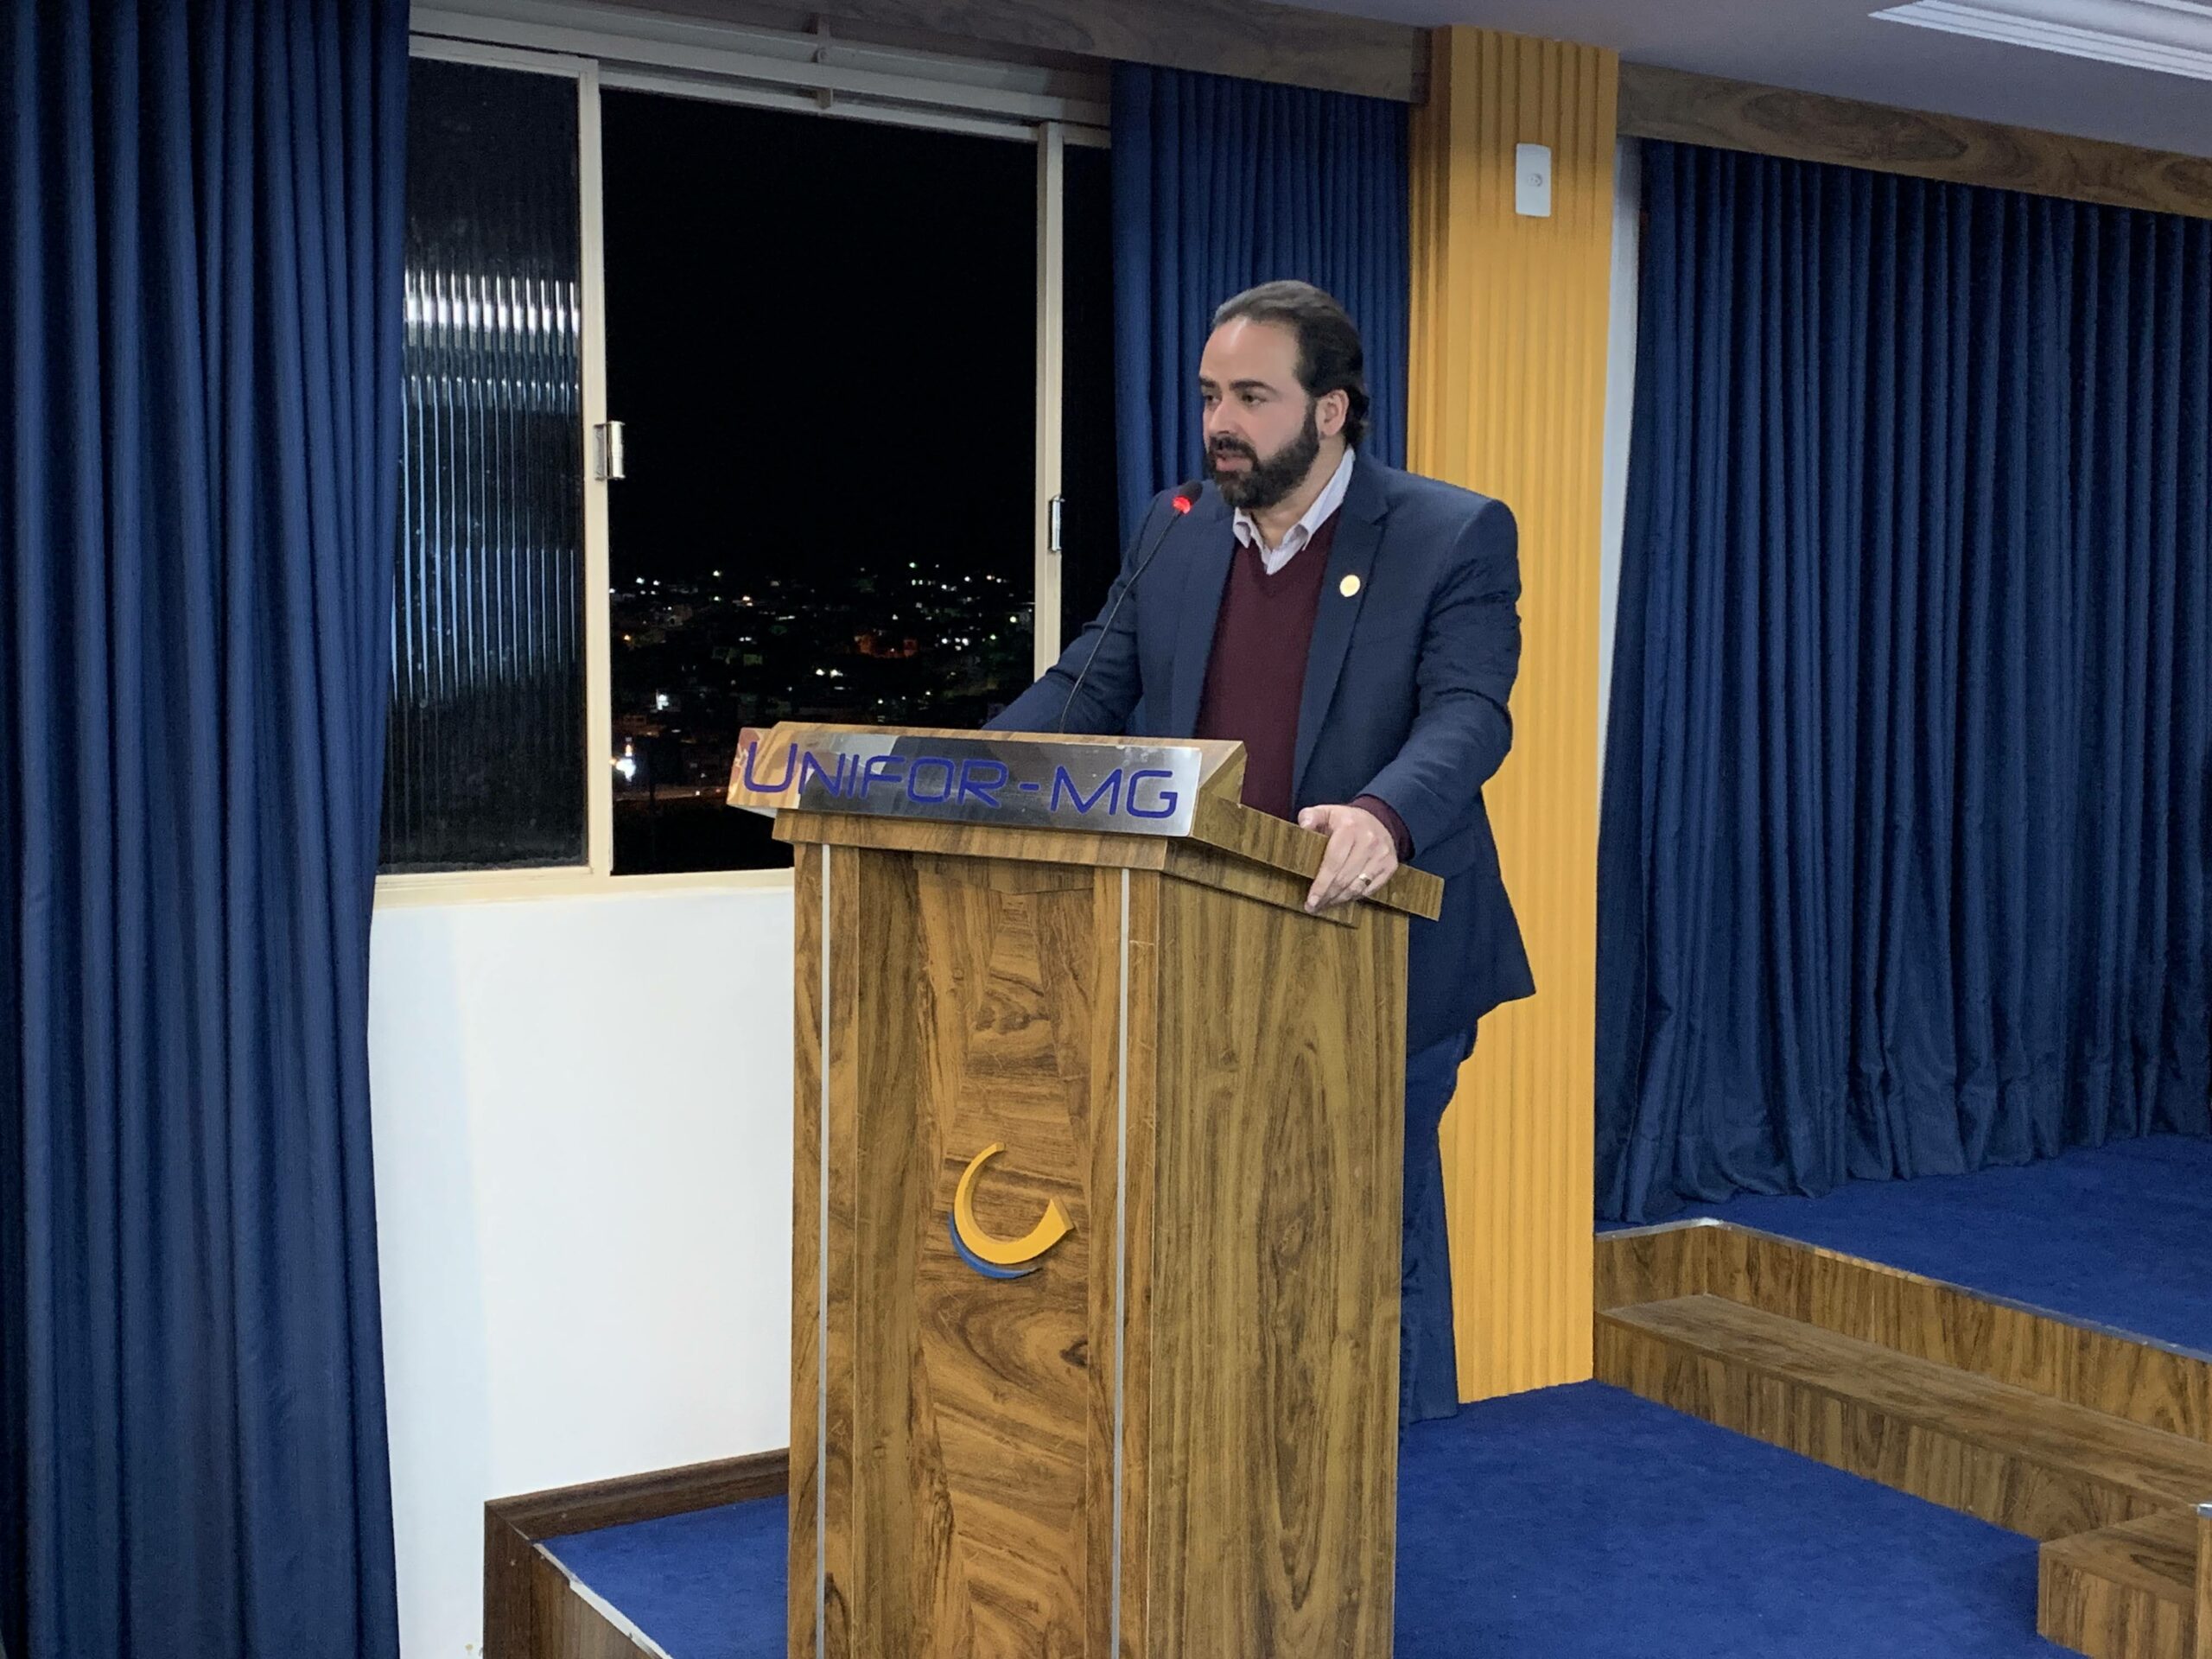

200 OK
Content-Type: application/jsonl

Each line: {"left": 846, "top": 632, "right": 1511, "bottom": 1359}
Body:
{"left": 379, "top": 5, "right": 1108, "bottom": 906}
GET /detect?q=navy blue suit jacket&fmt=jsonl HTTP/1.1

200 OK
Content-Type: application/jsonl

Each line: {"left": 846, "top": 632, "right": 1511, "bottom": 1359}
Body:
{"left": 989, "top": 455, "right": 1534, "bottom": 1053}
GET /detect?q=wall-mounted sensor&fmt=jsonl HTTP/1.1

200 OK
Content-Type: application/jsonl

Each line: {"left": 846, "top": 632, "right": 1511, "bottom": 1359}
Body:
{"left": 1516, "top": 143, "right": 1553, "bottom": 218}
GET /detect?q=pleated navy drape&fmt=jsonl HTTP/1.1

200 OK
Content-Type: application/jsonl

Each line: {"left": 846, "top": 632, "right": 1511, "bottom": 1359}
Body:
{"left": 3, "top": 3, "right": 407, "bottom": 1655}
{"left": 1598, "top": 143, "right": 2212, "bottom": 1224}
{"left": 1109, "top": 64, "right": 1408, "bottom": 537}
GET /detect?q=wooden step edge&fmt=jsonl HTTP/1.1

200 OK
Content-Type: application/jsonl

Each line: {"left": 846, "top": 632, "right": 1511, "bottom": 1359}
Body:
{"left": 2044, "top": 1510, "right": 2201, "bottom": 1605}
{"left": 1593, "top": 1220, "right": 2212, "bottom": 1449}
{"left": 1598, "top": 1298, "right": 2212, "bottom": 1543}
{"left": 1601, "top": 1295, "right": 2212, "bottom": 1503}
{"left": 1594, "top": 1218, "right": 1716, "bottom": 1311}
{"left": 2038, "top": 1508, "right": 2206, "bottom": 1659}
{"left": 2195, "top": 1504, "right": 2209, "bottom": 1659}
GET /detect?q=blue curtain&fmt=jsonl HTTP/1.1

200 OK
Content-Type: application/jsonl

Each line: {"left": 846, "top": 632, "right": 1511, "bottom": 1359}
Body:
{"left": 1110, "top": 64, "right": 1408, "bottom": 537}
{"left": 3, "top": 3, "right": 406, "bottom": 1655}
{"left": 1599, "top": 143, "right": 2212, "bottom": 1224}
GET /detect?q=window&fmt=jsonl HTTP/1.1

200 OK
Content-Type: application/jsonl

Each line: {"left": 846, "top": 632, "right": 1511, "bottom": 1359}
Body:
{"left": 601, "top": 93, "right": 1039, "bottom": 874}
{"left": 382, "top": 18, "right": 1111, "bottom": 887}
{"left": 383, "top": 56, "right": 588, "bottom": 872}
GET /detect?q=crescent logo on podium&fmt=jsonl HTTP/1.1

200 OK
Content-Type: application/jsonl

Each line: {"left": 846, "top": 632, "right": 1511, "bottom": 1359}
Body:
{"left": 949, "top": 1144, "right": 1071, "bottom": 1280}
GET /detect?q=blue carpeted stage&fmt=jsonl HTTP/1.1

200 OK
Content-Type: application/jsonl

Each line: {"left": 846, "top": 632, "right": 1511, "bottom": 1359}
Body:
{"left": 546, "top": 1135, "right": 2212, "bottom": 1656}
{"left": 1667, "top": 1134, "right": 2212, "bottom": 1357}
{"left": 547, "top": 1382, "right": 2068, "bottom": 1658}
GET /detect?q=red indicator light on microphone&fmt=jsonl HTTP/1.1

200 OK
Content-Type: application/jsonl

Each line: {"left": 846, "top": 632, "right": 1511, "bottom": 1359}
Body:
{"left": 1171, "top": 494, "right": 1194, "bottom": 514}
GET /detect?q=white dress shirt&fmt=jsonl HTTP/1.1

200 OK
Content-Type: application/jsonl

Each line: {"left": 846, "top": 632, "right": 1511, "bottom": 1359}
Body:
{"left": 1230, "top": 447, "right": 1357, "bottom": 575}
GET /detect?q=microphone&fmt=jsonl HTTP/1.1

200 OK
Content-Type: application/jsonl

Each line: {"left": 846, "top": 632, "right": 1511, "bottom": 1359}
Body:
{"left": 1058, "top": 481, "right": 1201, "bottom": 734}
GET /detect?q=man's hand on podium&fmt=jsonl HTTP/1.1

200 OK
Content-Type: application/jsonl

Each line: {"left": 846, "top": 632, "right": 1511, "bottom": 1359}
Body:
{"left": 1298, "top": 803, "right": 1401, "bottom": 912}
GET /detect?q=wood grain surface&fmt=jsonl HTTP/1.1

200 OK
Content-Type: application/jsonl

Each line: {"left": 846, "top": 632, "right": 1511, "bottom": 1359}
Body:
{"left": 1600, "top": 1223, "right": 2212, "bottom": 1446}
{"left": 791, "top": 847, "right": 1120, "bottom": 1658}
{"left": 483, "top": 1511, "right": 540, "bottom": 1659}
{"left": 777, "top": 805, "right": 1173, "bottom": 874}
{"left": 1711, "top": 1225, "right": 2212, "bottom": 1445}
{"left": 534, "top": 1551, "right": 648, "bottom": 1659}
{"left": 772, "top": 772, "right": 1442, "bottom": 921}
{"left": 789, "top": 815, "right": 1409, "bottom": 1656}
{"left": 1593, "top": 1222, "right": 1713, "bottom": 1311}
{"left": 491, "top": 1451, "right": 789, "bottom": 1542}
{"left": 1137, "top": 873, "right": 1403, "bottom": 1656}
{"left": 1106, "top": 875, "right": 1161, "bottom": 1659}
{"left": 1599, "top": 1224, "right": 2212, "bottom": 1659}
{"left": 2197, "top": 1504, "right": 2211, "bottom": 1659}
{"left": 1599, "top": 1294, "right": 2212, "bottom": 1541}
{"left": 1618, "top": 62, "right": 2212, "bottom": 222}
{"left": 2040, "top": 1508, "right": 2201, "bottom": 1659}
{"left": 485, "top": 1452, "right": 790, "bottom": 1659}
{"left": 785, "top": 841, "right": 832, "bottom": 1658}
{"left": 607, "top": 0, "right": 1429, "bottom": 103}
{"left": 1189, "top": 793, "right": 1442, "bottom": 918}
{"left": 484, "top": 1518, "right": 655, "bottom": 1659}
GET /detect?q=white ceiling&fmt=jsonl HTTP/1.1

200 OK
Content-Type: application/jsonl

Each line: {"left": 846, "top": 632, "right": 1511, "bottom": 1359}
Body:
{"left": 1309, "top": 0, "right": 2212, "bottom": 157}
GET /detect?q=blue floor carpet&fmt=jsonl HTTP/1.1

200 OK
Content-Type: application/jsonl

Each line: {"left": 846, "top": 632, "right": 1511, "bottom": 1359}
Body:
{"left": 552, "top": 1495, "right": 785, "bottom": 1659}
{"left": 1663, "top": 1133, "right": 2212, "bottom": 1355}
{"left": 547, "top": 1382, "right": 2065, "bottom": 1658}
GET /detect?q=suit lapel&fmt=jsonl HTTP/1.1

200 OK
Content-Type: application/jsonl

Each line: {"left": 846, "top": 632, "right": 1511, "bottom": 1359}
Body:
{"left": 1166, "top": 493, "right": 1233, "bottom": 736}
{"left": 1293, "top": 461, "right": 1388, "bottom": 799}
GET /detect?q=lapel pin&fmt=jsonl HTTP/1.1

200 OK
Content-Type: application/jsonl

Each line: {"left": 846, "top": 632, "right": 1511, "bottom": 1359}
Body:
{"left": 1339, "top": 574, "right": 1362, "bottom": 598}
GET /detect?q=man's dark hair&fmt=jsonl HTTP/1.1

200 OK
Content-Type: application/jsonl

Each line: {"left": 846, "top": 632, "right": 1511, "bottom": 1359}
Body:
{"left": 1211, "top": 280, "right": 1370, "bottom": 449}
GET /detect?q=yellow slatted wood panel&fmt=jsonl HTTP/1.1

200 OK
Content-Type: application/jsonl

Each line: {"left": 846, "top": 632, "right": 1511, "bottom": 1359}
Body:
{"left": 1408, "top": 27, "right": 1618, "bottom": 1400}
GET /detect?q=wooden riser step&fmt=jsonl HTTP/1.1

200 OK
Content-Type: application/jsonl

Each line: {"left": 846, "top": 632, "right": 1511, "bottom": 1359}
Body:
{"left": 2039, "top": 1506, "right": 2211, "bottom": 1659}
{"left": 1598, "top": 1221, "right": 2212, "bottom": 1447}
{"left": 1596, "top": 1224, "right": 2212, "bottom": 1659}
{"left": 2044, "top": 1503, "right": 2202, "bottom": 1659}
{"left": 1597, "top": 1294, "right": 2212, "bottom": 1542}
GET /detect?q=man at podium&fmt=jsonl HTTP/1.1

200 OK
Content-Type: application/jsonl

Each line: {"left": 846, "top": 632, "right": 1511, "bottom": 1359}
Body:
{"left": 988, "top": 279, "right": 1533, "bottom": 1425}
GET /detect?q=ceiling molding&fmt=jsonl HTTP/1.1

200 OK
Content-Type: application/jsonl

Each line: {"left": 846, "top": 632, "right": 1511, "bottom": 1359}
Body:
{"left": 1872, "top": 0, "right": 2212, "bottom": 83}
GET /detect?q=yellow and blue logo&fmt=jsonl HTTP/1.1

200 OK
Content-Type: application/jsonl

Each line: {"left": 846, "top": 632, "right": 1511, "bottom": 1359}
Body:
{"left": 949, "top": 1143, "right": 1071, "bottom": 1280}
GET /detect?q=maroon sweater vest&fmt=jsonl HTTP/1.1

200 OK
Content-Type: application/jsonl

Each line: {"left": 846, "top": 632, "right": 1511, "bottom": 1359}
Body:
{"left": 1192, "top": 511, "right": 1411, "bottom": 857}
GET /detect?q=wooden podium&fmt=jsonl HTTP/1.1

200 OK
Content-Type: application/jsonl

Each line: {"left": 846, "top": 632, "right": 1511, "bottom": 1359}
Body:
{"left": 730, "top": 723, "right": 1443, "bottom": 1659}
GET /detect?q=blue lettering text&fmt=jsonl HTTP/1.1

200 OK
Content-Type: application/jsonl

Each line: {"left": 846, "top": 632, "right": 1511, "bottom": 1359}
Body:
{"left": 957, "top": 760, "right": 1008, "bottom": 808}
{"left": 1125, "top": 769, "right": 1179, "bottom": 820}
{"left": 798, "top": 751, "right": 848, "bottom": 798}
{"left": 741, "top": 740, "right": 797, "bottom": 792}
{"left": 860, "top": 754, "right": 906, "bottom": 798}
{"left": 1051, "top": 766, "right": 1122, "bottom": 816}
{"left": 906, "top": 756, "right": 956, "bottom": 804}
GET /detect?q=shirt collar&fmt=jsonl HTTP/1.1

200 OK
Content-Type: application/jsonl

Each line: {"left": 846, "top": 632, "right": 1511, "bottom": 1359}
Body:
{"left": 1230, "top": 446, "right": 1357, "bottom": 556}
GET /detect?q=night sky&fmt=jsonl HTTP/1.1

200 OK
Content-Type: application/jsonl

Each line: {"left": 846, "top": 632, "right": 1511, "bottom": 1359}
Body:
{"left": 600, "top": 92, "right": 1040, "bottom": 591}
